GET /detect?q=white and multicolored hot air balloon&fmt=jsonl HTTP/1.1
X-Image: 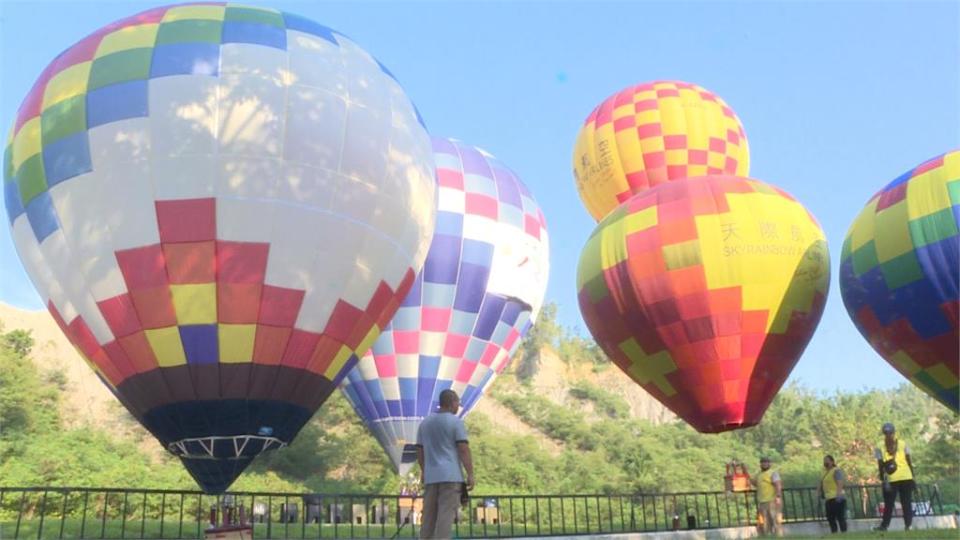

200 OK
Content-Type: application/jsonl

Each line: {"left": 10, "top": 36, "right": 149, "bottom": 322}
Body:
{"left": 340, "top": 138, "right": 549, "bottom": 474}
{"left": 3, "top": 3, "right": 436, "bottom": 493}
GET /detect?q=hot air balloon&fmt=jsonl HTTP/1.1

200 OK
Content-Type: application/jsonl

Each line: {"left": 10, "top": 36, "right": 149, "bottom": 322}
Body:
{"left": 340, "top": 138, "right": 549, "bottom": 473}
{"left": 573, "top": 81, "right": 749, "bottom": 221}
{"left": 839, "top": 151, "right": 959, "bottom": 412}
{"left": 577, "top": 175, "right": 829, "bottom": 433}
{"left": 2, "top": 3, "right": 436, "bottom": 493}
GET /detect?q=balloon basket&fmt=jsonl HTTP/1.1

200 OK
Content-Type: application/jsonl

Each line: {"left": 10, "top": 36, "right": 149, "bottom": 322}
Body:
{"left": 724, "top": 460, "right": 752, "bottom": 493}
{"left": 204, "top": 525, "right": 252, "bottom": 540}
{"left": 205, "top": 496, "right": 252, "bottom": 540}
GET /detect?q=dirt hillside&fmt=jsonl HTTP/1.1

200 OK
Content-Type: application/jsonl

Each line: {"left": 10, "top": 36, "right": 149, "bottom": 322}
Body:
{"left": 0, "top": 303, "right": 670, "bottom": 452}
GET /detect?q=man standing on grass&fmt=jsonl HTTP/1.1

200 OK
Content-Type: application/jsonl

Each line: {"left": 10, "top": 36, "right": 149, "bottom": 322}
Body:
{"left": 416, "top": 389, "right": 475, "bottom": 539}
{"left": 752, "top": 456, "right": 783, "bottom": 537}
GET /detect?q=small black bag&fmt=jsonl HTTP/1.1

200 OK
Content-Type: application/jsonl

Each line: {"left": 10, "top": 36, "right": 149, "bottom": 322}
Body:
{"left": 883, "top": 459, "right": 898, "bottom": 475}
{"left": 460, "top": 482, "right": 469, "bottom": 506}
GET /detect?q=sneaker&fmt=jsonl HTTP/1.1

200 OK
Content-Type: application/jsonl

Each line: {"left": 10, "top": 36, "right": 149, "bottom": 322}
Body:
{"left": 872, "top": 525, "right": 887, "bottom": 531}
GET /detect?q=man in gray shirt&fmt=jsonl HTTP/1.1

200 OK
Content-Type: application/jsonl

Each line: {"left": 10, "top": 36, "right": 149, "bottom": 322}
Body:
{"left": 416, "top": 389, "right": 475, "bottom": 539}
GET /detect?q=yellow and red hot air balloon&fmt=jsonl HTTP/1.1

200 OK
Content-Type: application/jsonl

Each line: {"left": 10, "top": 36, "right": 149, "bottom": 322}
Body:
{"left": 573, "top": 81, "right": 749, "bottom": 221}
{"left": 577, "top": 176, "right": 829, "bottom": 433}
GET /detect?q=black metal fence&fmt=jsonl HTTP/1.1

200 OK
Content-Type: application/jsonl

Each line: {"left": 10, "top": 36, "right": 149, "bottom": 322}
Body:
{"left": 0, "top": 484, "right": 947, "bottom": 539}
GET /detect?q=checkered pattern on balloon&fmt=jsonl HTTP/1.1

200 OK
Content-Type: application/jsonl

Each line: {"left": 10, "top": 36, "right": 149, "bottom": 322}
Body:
{"left": 840, "top": 150, "right": 960, "bottom": 412}
{"left": 3, "top": 3, "right": 437, "bottom": 492}
{"left": 576, "top": 176, "right": 830, "bottom": 433}
{"left": 340, "top": 138, "right": 550, "bottom": 473}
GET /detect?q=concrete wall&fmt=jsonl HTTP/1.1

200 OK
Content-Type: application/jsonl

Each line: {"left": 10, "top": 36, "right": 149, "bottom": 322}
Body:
{"left": 513, "top": 514, "right": 959, "bottom": 539}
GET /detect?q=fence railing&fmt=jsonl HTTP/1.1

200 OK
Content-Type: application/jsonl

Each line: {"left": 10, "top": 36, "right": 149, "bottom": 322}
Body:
{"left": 0, "top": 484, "right": 946, "bottom": 539}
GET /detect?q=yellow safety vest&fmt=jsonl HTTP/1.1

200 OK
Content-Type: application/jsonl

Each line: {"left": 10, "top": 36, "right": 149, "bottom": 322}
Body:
{"left": 757, "top": 469, "right": 778, "bottom": 503}
{"left": 821, "top": 467, "right": 839, "bottom": 499}
{"left": 879, "top": 439, "right": 913, "bottom": 482}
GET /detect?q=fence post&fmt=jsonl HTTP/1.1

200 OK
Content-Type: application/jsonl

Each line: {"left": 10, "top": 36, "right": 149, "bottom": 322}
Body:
{"left": 101, "top": 492, "right": 109, "bottom": 539}
{"left": 14, "top": 490, "right": 27, "bottom": 540}
{"left": 59, "top": 490, "right": 69, "bottom": 540}
{"left": 36, "top": 490, "right": 48, "bottom": 540}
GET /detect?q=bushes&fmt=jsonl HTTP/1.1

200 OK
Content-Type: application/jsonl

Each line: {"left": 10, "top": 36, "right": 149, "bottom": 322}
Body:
{"left": 568, "top": 381, "right": 629, "bottom": 419}
{"left": 1, "top": 321, "right": 956, "bottom": 500}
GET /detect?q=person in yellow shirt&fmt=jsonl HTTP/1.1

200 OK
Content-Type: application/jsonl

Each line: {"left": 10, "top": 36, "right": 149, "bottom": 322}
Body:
{"left": 751, "top": 456, "right": 783, "bottom": 537}
{"left": 818, "top": 455, "right": 847, "bottom": 533}
{"left": 873, "top": 422, "right": 915, "bottom": 531}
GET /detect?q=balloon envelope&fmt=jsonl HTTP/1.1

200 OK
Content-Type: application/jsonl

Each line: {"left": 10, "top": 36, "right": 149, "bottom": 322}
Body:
{"left": 340, "top": 138, "right": 549, "bottom": 473}
{"left": 577, "top": 176, "right": 829, "bottom": 433}
{"left": 3, "top": 3, "right": 436, "bottom": 492}
{"left": 839, "top": 150, "right": 959, "bottom": 412}
{"left": 573, "top": 81, "right": 749, "bottom": 221}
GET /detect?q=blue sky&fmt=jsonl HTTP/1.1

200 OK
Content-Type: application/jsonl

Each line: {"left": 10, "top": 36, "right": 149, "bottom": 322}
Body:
{"left": 1, "top": 0, "right": 958, "bottom": 393}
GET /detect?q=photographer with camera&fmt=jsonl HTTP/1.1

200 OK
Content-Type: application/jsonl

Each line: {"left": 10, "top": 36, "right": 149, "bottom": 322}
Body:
{"left": 873, "top": 422, "right": 915, "bottom": 531}
{"left": 416, "top": 389, "right": 475, "bottom": 539}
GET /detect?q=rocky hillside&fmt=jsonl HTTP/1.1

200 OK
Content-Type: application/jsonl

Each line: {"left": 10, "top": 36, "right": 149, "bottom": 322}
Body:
{"left": 0, "top": 302, "right": 670, "bottom": 453}
{"left": 0, "top": 303, "right": 117, "bottom": 431}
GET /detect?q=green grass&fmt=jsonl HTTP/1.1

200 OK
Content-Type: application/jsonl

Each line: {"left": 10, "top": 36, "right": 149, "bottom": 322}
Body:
{"left": 2, "top": 518, "right": 202, "bottom": 539}
{"left": 0, "top": 519, "right": 419, "bottom": 539}
{"left": 3, "top": 519, "right": 956, "bottom": 539}
{"left": 787, "top": 530, "right": 958, "bottom": 539}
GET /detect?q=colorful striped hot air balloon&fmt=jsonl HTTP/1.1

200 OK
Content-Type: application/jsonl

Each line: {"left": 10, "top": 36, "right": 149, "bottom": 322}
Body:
{"left": 340, "top": 138, "right": 550, "bottom": 474}
{"left": 577, "top": 176, "right": 829, "bottom": 433}
{"left": 2, "top": 3, "right": 436, "bottom": 493}
{"left": 572, "top": 81, "right": 749, "bottom": 221}
{"left": 840, "top": 151, "right": 959, "bottom": 412}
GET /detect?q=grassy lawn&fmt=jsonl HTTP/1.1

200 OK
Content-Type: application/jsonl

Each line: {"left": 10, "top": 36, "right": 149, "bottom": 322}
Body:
{"left": 0, "top": 519, "right": 419, "bottom": 539}
{"left": 2, "top": 519, "right": 956, "bottom": 538}
{"left": 786, "top": 530, "right": 958, "bottom": 539}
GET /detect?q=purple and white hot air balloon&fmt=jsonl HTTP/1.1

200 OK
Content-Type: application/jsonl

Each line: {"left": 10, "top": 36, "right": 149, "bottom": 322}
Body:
{"left": 340, "top": 138, "right": 550, "bottom": 473}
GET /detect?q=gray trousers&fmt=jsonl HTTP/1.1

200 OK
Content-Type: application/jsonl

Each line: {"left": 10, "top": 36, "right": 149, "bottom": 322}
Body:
{"left": 419, "top": 482, "right": 461, "bottom": 539}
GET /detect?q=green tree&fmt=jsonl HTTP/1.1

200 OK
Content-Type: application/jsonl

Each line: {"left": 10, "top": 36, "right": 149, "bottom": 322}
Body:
{"left": 2, "top": 328, "right": 34, "bottom": 357}
{"left": 0, "top": 326, "right": 59, "bottom": 456}
{"left": 2, "top": 315, "right": 957, "bottom": 503}
{"left": 517, "top": 303, "right": 560, "bottom": 382}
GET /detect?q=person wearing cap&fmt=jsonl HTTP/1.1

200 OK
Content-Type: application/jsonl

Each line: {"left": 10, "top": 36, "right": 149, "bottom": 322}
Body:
{"left": 751, "top": 456, "right": 783, "bottom": 537}
{"left": 818, "top": 455, "right": 847, "bottom": 533}
{"left": 873, "top": 422, "right": 915, "bottom": 531}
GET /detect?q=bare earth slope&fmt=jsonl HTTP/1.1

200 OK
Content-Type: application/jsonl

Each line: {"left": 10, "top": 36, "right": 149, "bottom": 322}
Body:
{"left": 524, "top": 348, "right": 673, "bottom": 424}
{"left": 0, "top": 303, "right": 671, "bottom": 453}
{"left": 0, "top": 302, "right": 117, "bottom": 431}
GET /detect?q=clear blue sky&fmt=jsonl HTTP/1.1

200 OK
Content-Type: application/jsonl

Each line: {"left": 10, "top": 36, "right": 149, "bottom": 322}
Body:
{"left": 1, "top": 1, "right": 958, "bottom": 393}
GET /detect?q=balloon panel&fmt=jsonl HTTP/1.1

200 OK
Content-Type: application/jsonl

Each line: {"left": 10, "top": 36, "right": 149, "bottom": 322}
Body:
{"left": 840, "top": 150, "right": 959, "bottom": 412}
{"left": 341, "top": 137, "right": 549, "bottom": 472}
{"left": 577, "top": 176, "right": 829, "bottom": 433}
{"left": 3, "top": 3, "right": 436, "bottom": 492}
{"left": 573, "top": 81, "right": 749, "bottom": 221}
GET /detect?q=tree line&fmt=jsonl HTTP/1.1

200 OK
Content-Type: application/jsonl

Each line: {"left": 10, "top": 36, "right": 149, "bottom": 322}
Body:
{"left": 1, "top": 316, "right": 956, "bottom": 511}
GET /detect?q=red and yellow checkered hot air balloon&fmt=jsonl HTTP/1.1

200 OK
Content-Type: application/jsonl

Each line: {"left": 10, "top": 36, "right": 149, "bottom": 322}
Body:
{"left": 573, "top": 81, "right": 750, "bottom": 221}
{"left": 577, "top": 176, "right": 829, "bottom": 432}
